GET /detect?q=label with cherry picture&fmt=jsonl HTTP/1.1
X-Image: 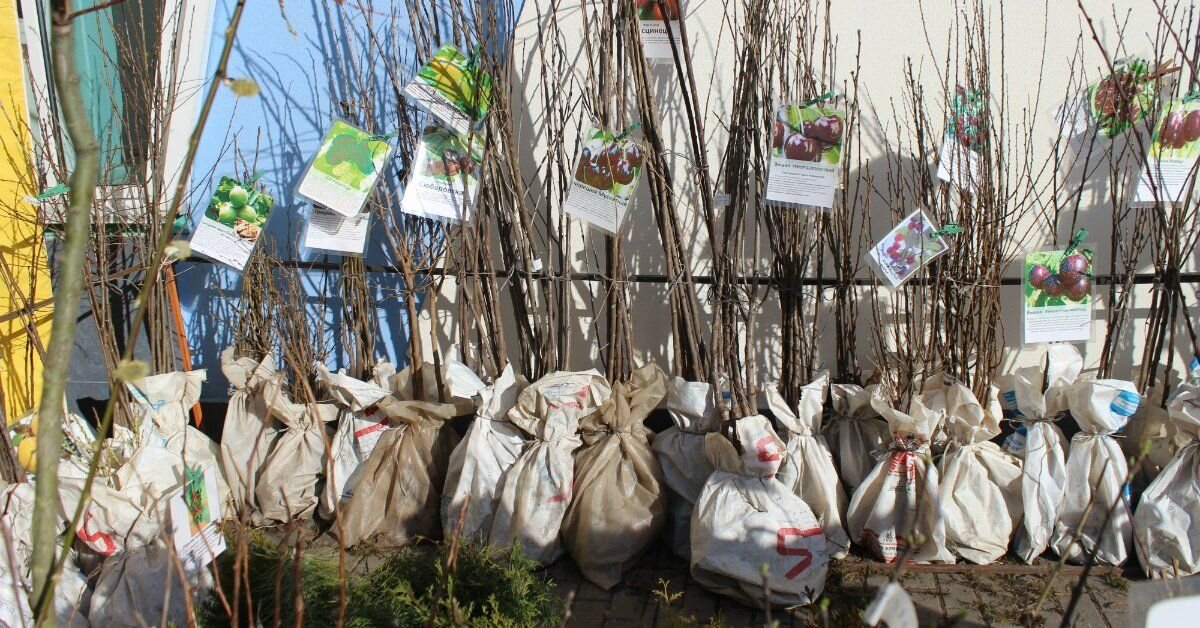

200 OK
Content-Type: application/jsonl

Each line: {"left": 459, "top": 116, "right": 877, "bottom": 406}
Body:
{"left": 936, "top": 86, "right": 985, "bottom": 189}
{"left": 563, "top": 127, "right": 645, "bottom": 233}
{"left": 637, "top": 0, "right": 682, "bottom": 61}
{"left": 867, "top": 209, "right": 950, "bottom": 287}
{"left": 1134, "top": 99, "right": 1200, "bottom": 205}
{"left": 1023, "top": 246, "right": 1094, "bottom": 345}
{"left": 400, "top": 122, "right": 483, "bottom": 222}
{"left": 764, "top": 103, "right": 844, "bottom": 208}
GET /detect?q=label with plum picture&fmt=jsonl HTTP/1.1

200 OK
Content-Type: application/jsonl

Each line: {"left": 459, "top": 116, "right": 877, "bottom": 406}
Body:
{"left": 1023, "top": 247, "right": 1094, "bottom": 345}
{"left": 637, "top": 0, "right": 682, "bottom": 61}
{"left": 1134, "top": 100, "right": 1200, "bottom": 205}
{"left": 764, "top": 103, "right": 844, "bottom": 208}
{"left": 936, "top": 86, "right": 985, "bottom": 189}
{"left": 189, "top": 175, "right": 273, "bottom": 271}
{"left": 867, "top": 209, "right": 950, "bottom": 287}
{"left": 400, "top": 123, "right": 483, "bottom": 222}
{"left": 296, "top": 119, "right": 394, "bottom": 218}
{"left": 563, "top": 127, "right": 645, "bottom": 233}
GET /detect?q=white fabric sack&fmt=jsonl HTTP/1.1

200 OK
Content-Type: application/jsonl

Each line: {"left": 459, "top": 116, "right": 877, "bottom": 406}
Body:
{"left": 316, "top": 366, "right": 394, "bottom": 520}
{"left": 254, "top": 379, "right": 338, "bottom": 523}
{"left": 489, "top": 370, "right": 608, "bottom": 563}
{"left": 996, "top": 343, "right": 1082, "bottom": 563}
{"left": 0, "top": 483, "right": 34, "bottom": 572}
{"left": 932, "top": 377, "right": 1021, "bottom": 564}
{"left": 0, "top": 569, "right": 32, "bottom": 628}
{"left": 562, "top": 364, "right": 669, "bottom": 588}
{"left": 217, "top": 347, "right": 279, "bottom": 516}
{"left": 847, "top": 389, "right": 953, "bottom": 564}
{"left": 389, "top": 355, "right": 486, "bottom": 414}
{"left": 767, "top": 372, "right": 850, "bottom": 559}
{"left": 651, "top": 378, "right": 721, "bottom": 559}
{"left": 864, "top": 582, "right": 917, "bottom": 628}
{"left": 441, "top": 364, "right": 528, "bottom": 542}
{"left": 88, "top": 540, "right": 187, "bottom": 628}
{"left": 825, "top": 383, "right": 890, "bottom": 491}
{"left": 690, "top": 415, "right": 828, "bottom": 607}
{"left": 1052, "top": 378, "right": 1140, "bottom": 566}
{"left": 1136, "top": 380, "right": 1200, "bottom": 576}
{"left": 127, "top": 370, "right": 230, "bottom": 507}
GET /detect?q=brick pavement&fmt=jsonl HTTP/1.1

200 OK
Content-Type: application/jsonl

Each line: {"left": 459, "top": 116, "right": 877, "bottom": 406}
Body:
{"left": 548, "top": 544, "right": 1131, "bottom": 628}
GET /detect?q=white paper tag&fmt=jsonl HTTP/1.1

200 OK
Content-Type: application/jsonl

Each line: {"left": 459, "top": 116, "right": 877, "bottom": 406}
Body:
{"left": 167, "top": 466, "right": 226, "bottom": 576}
{"left": 304, "top": 205, "right": 371, "bottom": 256}
{"left": 1054, "top": 93, "right": 1090, "bottom": 138}
{"left": 713, "top": 192, "right": 731, "bottom": 207}
{"left": 866, "top": 209, "right": 950, "bottom": 287}
{"left": 296, "top": 120, "right": 393, "bottom": 218}
{"left": 400, "top": 124, "right": 482, "bottom": 222}
{"left": 935, "top": 135, "right": 981, "bottom": 189}
{"left": 638, "top": 2, "right": 683, "bottom": 62}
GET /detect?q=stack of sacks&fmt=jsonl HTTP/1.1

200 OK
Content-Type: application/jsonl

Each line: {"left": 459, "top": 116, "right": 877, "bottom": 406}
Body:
{"left": 765, "top": 371, "right": 850, "bottom": 559}
{"left": 442, "top": 365, "right": 529, "bottom": 542}
{"left": 562, "top": 364, "right": 669, "bottom": 588}
{"left": 489, "top": 370, "right": 610, "bottom": 563}
{"left": 651, "top": 378, "right": 720, "bottom": 558}
{"left": 218, "top": 347, "right": 279, "bottom": 519}
{"left": 824, "top": 383, "right": 890, "bottom": 492}
{"left": 995, "top": 343, "right": 1082, "bottom": 563}
{"left": 1052, "top": 377, "right": 1141, "bottom": 566}
{"left": 847, "top": 386, "right": 953, "bottom": 563}
{"left": 316, "top": 365, "right": 395, "bottom": 520}
{"left": 930, "top": 375, "right": 1021, "bottom": 564}
{"left": 690, "top": 415, "right": 828, "bottom": 607}
{"left": 1135, "top": 378, "right": 1200, "bottom": 576}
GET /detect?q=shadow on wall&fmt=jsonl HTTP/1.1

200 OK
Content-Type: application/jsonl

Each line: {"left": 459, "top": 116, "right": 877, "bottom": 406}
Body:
{"left": 177, "top": 0, "right": 520, "bottom": 400}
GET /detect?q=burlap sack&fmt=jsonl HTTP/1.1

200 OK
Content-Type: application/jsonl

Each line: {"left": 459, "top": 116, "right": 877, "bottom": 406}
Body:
{"left": 218, "top": 347, "right": 279, "bottom": 514}
{"left": 1052, "top": 378, "right": 1140, "bottom": 566}
{"left": 824, "top": 383, "right": 890, "bottom": 491}
{"left": 562, "top": 363, "right": 668, "bottom": 588}
{"left": 1136, "top": 379, "right": 1200, "bottom": 576}
{"left": 767, "top": 371, "right": 850, "bottom": 559}
{"left": 442, "top": 365, "right": 529, "bottom": 542}
{"left": 89, "top": 540, "right": 187, "bottom": 627}
{"left": 489, "top": 370, "right": 609, "bottom": 564}
{"left": 651, "top": 378, "right": 721, "bottom": 558}
{"left": 846, "top": 388, "right": 953, "bottom": 564}
{"left": 340, "top": 398, "right": 459, "bottom": 547}
{"left": 932, "top": 377, "right": 1021, "bottom": 564}
{"left": 254, "top": 379, "right": 338, "bottom": 523}
{"left": 127, "top": 370, "right": 230, "bottom": 506}
{"left": 315, "top": 366, "right": 394, "bottom": 520}
{"left": 691, "top": 415, "right": 828, "bottom": 607}
{"left": 995, "top": 342, "right": 1082, "bottom": 563}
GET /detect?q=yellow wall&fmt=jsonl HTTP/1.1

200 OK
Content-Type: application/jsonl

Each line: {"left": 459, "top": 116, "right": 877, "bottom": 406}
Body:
{"left": 0, "top": 0, "right": 50, "bottom": 422}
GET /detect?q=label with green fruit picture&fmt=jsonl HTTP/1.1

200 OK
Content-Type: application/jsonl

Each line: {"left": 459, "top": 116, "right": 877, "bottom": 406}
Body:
{"left": 1134, "top": 100, "right": 1200, "bottom": 205}
{"left": 637, "top": 0, "right": 682, "bottom": 60}
{"left": 867, "top": 209, "right": 950, "bottom": 287}
{"left": 936, "top": 86, "right": 984, "bottom": 189}
{"left": 765, "top": 103, "right": 844, "bottom": 208}
{"left": 400, "top": 123, "right": 483, "bottom": 222}
{"left": 1023, "top": 247, "right": 1094, "bottom": 345}
{"left": 403, "top": 44, "right": 492, "bottom": 135}
{"left": 189, "top": 175, "right": 273, "bottom": 270}
{"left": 296, "top": 119, "right": 393, "bottom": 218}
{"left": 563, "top": 126, "right": 646, "bottom": 233}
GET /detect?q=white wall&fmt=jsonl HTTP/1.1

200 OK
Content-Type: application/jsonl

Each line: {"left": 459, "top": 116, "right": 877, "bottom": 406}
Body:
{"left": 424, "top": 0, "right": 1198, "bottom": 391}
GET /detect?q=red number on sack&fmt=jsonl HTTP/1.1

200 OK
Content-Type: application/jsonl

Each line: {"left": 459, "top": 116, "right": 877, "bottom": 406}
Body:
{"left": 78, "top": 512, "right": 117, "bottom": 556}
{"left": 777, "top": 527, "right": 822, "bottom": 579}
{"left": 755, "top": 436, "right": 782, "bottom": 463}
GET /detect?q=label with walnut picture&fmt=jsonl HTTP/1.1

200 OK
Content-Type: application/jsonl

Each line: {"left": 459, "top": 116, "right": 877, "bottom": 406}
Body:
{"left": 765, "top": 103, "right": 844, "bottom": 209}
{"left": 563, "top": 127, "right": 645, "bottom": 233}
{"left": 189, "top": 175, "right": 272, "bottom": 271}
{"left": 1134, "top": 99, "right": 1200, "bottom": 206}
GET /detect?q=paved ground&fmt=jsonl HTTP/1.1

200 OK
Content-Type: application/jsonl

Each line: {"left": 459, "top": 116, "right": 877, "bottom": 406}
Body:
{"left": 547, "top": 544, "right": 1131, "bottom": 627}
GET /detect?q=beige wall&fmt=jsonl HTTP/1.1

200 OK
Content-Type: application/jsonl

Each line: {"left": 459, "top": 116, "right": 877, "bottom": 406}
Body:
{"left": 426, "top": 0, "right": 1194, "bottom": 390}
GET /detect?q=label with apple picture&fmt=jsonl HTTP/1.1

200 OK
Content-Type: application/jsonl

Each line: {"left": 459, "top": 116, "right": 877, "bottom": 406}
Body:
{"left": 1134, "top": 100, "right": 1200, "bottom": 205}
{"left": 1023, "top": 246, "right": 1094, "bottom": 345}
{"left": 764, "top": 103, "right": 844, "bottom": 209}
{"left": 867, "top": 209, "right": 950, "bottom": 287}
{"left": 637, "top": 0, "right": 683, "bottom": 61}
{"left": 936, "top": 86, "right": 985, "bottom": 189}
{"left": 563, "top": 127, "right": 645, "bottom": 233}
